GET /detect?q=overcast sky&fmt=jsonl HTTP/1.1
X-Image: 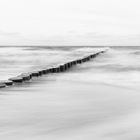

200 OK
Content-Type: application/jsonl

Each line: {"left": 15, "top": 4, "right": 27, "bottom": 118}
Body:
{"left": 0, "top": 0, "right": 140, "bottom": 46}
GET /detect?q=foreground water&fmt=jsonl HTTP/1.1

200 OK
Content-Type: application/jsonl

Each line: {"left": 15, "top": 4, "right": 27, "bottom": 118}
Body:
{"left": 0, "top": 46, "right": 140, "bottom": 140}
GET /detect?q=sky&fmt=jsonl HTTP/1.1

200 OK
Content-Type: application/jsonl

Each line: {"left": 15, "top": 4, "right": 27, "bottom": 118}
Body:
{"left": 0, "top": 0, "right": 140, "bottom": 46}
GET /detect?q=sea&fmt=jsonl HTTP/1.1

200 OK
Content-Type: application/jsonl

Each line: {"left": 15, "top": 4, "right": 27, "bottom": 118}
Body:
{"left": 0, "top": 46, "right": 140, "bottom": 90}
{"left": 0, "top": 46, "right": 140, "bottom": 140}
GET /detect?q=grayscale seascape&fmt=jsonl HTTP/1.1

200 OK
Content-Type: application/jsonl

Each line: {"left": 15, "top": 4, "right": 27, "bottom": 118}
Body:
{"left": 0, "top": 0, "right": 140, "bottom": 139}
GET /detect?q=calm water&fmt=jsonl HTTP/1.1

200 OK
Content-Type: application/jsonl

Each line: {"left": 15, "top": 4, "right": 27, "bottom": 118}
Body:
{"left": 0, "top": 46, "right": 140, "bottom": 90}
{"left": 75, "top": 46, "right": 140, "bottom": 90}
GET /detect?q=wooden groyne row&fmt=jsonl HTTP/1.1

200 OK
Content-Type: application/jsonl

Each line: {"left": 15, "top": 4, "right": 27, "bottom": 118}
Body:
{"left": 0, "top": 50, "right": 107, "bottom": 88}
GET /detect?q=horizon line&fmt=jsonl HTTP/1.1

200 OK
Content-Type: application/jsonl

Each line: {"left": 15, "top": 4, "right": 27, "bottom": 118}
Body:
{"left": 0, "top": 45, "right": 139, "bottom": 47}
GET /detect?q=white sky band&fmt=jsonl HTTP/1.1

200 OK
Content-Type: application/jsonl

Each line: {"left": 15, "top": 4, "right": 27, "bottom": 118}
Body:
{"left": 0, "top": 0, "right": 140, "bottom": 45}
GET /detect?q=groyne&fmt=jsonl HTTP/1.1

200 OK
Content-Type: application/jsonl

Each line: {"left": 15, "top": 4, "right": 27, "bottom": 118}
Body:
{"left": 0, "top": 49, "right": 108, "bottom": 88}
